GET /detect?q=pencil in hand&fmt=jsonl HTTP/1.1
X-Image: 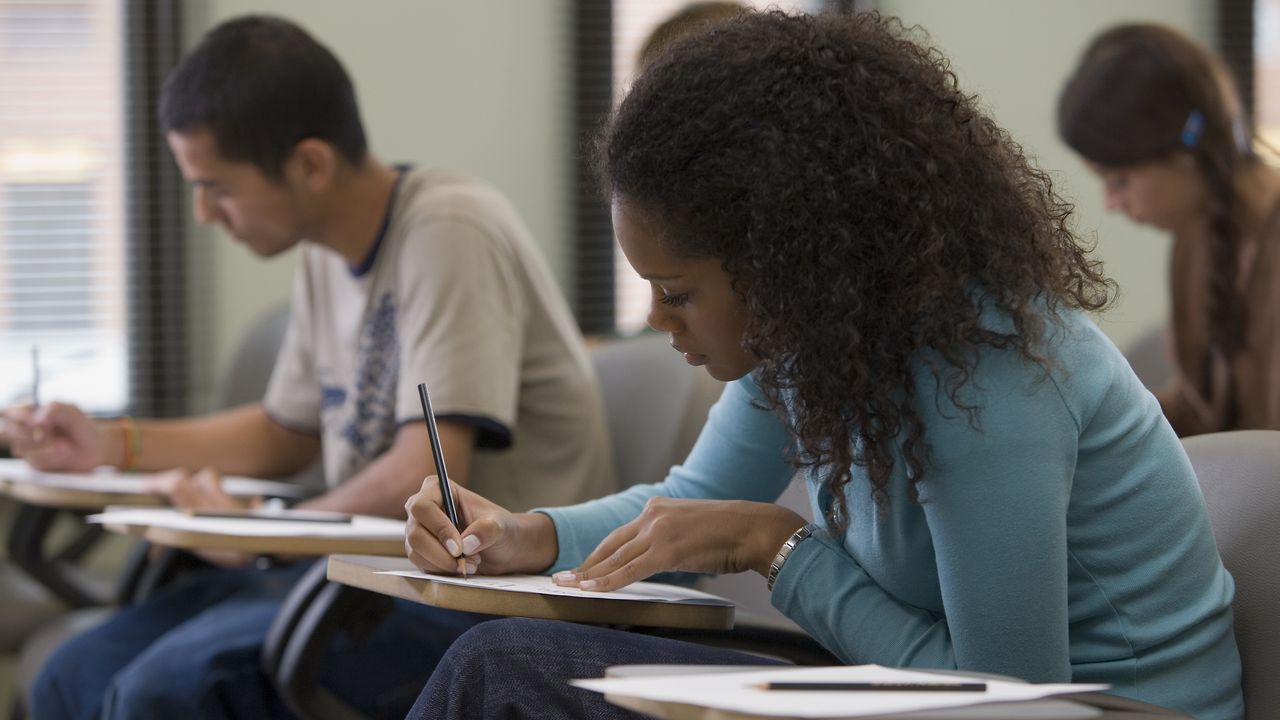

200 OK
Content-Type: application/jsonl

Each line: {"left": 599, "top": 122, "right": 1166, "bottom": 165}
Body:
{"left": 417, "top": 381, "right": 468, "bottom": 579}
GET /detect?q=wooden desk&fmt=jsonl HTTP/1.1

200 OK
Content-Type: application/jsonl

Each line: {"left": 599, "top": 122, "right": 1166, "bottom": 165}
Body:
{"left": 0, "top": 464, "right": 308, "bottom": 512}
{"left": 97, "top": 509, "right": 406, "bottom": 557}
{"left": 0, "top": 463, "right": 311, "bottom": 606}
{"left": 327, "top": 554, "right": 735, "bottom": 631}
{"left": 597, "top": 666, "right": 1190, "bottom": 720}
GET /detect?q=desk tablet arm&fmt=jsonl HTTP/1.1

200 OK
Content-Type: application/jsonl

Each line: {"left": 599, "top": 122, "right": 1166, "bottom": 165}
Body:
{"left": 8, "top": 504, "right": 112, "bottom": 608}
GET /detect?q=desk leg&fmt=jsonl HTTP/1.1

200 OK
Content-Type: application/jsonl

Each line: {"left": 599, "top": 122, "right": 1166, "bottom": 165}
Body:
{"left": 8, "top": 504, "right": 108, "bottom": 608}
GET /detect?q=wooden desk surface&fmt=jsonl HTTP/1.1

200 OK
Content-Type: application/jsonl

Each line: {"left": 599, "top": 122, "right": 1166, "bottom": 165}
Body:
{"left": 105, "top": 524, "right": 403, "bottom": 557}
{"left": 327, "top": 554, "right": 735, "bottom": 631}
{"left": 0, "top": 478, "right": 159, "bottom": 510}
{"left": 99, "top": 512, "right": 406, "bottom": 557}
{"left": 597, "top": 666, "right": 1189, "bottom": 720}
{"left": 0, "top": 463, "right": 307, "bottom": 512}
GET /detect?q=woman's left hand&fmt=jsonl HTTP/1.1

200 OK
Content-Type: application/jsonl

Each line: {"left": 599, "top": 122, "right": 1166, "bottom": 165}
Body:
{"left": 553, "top": 497, "right": 806, "bottom": 592}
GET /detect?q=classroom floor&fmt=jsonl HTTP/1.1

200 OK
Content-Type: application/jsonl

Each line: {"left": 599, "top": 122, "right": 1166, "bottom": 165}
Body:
{"left": 0, "top": 656, "right": 15, "bottom": 720}
{"left": 0, "top": 498, "right": 135, "bottom": 720}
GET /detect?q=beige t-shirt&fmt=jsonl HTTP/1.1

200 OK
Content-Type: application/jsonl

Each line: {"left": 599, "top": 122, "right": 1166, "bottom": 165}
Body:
{"left": 263, "top": 168, "right": 614, "bottom": 511}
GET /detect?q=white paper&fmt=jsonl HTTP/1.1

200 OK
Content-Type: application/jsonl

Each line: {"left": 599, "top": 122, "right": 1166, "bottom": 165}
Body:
{"left": 571, "top": 665, "right": 1107, "bottom": 718}
{"left": 376, "top": 569, "right": 733, "bottom": 606}
{"left": 87, "top": 506, "right": 404, "bottom": 539}
{"left": 0, "top": 459, "right": 307, "bottom": 498}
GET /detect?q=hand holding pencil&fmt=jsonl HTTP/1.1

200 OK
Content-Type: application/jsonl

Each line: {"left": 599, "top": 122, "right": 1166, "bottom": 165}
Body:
{"left": 403, "top": 478, "right": 560, "bottom": 577}
{"left": 0, "top": 401, "right": 107, "bottom": 472}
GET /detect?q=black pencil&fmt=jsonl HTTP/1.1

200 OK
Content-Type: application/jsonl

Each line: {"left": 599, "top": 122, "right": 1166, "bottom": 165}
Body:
{"left": 417, "top": 381, "right": 467, "bottom": 578}
{"left": 752, "top": 681, "right": 987, "bottom": 692}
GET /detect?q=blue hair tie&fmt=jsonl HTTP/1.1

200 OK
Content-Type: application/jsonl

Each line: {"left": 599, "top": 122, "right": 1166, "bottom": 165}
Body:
{"left": 1181, "top": 110, "right": 1205, "bottom": 148}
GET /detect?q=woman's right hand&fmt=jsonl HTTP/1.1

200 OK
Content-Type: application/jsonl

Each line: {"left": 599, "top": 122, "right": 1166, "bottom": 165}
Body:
{"left": 1, "top": 402, "right": 108, "bottom": 472}
{"left": 404, "top": 477, "right": 558, "bottom": 576}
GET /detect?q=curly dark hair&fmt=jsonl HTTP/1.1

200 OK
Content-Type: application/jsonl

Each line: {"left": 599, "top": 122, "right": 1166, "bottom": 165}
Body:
{"left": 598, "top": 11, "right": 1113, "bottom": 529}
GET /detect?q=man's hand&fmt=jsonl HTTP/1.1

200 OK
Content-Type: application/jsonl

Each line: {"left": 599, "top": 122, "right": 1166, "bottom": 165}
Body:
{"left": 1, "top": 402, "right": 112, "bottom": 471}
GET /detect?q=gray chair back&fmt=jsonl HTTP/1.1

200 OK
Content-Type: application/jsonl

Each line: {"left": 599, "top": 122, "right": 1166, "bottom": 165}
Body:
{"left": 1182, "top": 430, "right": 1280, "bottom": 719}
{"left": 591, "top": 333, "right": 724, "bottom": 491}
{"left": 214, "top": 302, "right": 292, "bottom": 409}
{"left": 1124, "top": 325, "right": 1172, "bottom": 391}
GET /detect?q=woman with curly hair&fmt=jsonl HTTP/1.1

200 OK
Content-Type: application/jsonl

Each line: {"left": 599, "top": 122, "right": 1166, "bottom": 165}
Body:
{"left": 402, "top": 11, "right": 1242, "bottom": 719}
{"left": 1059, "top": 24, "right": 1280, "bottom": 437}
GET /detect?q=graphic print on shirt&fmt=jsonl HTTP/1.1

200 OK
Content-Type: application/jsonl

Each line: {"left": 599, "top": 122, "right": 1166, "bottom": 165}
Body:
{"left": 321, "top": 291, "right": 400, "bottom": 481}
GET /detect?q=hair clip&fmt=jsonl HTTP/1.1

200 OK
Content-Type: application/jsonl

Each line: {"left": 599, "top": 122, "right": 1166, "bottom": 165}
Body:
{"left": 1181, "top": 110, "right": 1205, "bottom": 148}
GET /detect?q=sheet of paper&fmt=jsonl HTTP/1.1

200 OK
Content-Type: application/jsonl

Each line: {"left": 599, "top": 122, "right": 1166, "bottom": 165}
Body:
{"left": 0, "top": 459, "right": 307, "bottom": 498}
{"left": 572, "top": 665, "right": 1107, "bottom": 718}
{"left": 376, "top": 569, "right": 733, "bottom": 606}
{"left": 87, "top": 506, "right": 403, "bottom": 539}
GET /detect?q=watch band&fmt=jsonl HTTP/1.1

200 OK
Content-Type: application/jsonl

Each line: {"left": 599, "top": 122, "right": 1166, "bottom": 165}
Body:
{"left": 767, "top": 523, "right": 815, "bottom": 591}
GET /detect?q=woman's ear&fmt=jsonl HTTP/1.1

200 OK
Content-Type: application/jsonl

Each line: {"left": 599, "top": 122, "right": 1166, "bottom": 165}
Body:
{"left": 285, "top": 138, "right": 337, "bottom": 193}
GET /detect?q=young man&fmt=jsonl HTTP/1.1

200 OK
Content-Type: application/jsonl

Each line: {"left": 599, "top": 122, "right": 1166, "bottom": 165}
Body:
{"left": 1, "top": 15, "right": 613, "bottom": 719}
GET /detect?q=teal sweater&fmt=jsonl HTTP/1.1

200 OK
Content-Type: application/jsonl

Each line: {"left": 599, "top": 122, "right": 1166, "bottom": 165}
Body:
{"left": 541, "top": 310, "right": 1242, "bottom": 719}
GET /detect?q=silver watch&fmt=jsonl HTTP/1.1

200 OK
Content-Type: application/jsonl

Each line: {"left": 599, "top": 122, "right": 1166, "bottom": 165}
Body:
{"left": 767, "top": 523, "right": 815, "bottom": 591}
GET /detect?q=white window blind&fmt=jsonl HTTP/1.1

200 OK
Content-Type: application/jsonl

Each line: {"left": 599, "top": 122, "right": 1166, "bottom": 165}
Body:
{"left": 0, "top": 0, "right": 128, "bottom": 413}
{"left": 1257, "top": 0, "right": 1280, "bottom": 157}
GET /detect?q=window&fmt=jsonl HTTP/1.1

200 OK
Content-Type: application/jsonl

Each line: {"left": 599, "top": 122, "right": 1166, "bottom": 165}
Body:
{"left": 0, "top": 0, "right": 186, "bottom": 418}
{"left": 0, "top": 0, "right": 128, "bottom": 412}
{"left": 1256, "top": 0, "right": 1280, "bottom": 153}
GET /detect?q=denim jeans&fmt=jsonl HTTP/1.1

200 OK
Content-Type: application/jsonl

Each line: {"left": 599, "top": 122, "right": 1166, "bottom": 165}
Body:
{"left": 408, "top": 618, "right": 787, "bottom": 720}
{"left": 31, "top": 560, "right": 490, "bottom": 720}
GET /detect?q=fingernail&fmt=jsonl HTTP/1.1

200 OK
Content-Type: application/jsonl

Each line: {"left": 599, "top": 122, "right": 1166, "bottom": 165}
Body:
{"left": 579, "top": 580, "right": 598, "bottom": 591}
{"left": 444, "top": 539, "right": 459, "bottom": 557}
{"left": 461, "top": 535, "right": 480, "bottom": 555}
{"left": 552, "top": 571, "right": 576, "bottom": 584}
{"left": 465, "top": 562, "right": 477, "bottom": 575}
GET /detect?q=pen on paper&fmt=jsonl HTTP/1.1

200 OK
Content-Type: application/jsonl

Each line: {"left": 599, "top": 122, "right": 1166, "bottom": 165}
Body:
{"left": 30, "top": 346, "right": 43, "bottom": 444}
{"left": 751, "top": 681, "right": 988, "bottom": 692}
{"left": 417, "top": 381, "right": 467, "bottom": 579}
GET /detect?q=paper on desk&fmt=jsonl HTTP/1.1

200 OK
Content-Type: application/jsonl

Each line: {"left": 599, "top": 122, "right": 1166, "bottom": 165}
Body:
{"left": 86, "top": 507, "right": 404, "bottom": 538}
{"left": 377, "top": 569, "right": 734, "bottom": 606}
{"left": 0, "top": 459, "right": 307, "bottom": 498}
{"left": 572, "top": 665, "right": 1106, "bottom": 718}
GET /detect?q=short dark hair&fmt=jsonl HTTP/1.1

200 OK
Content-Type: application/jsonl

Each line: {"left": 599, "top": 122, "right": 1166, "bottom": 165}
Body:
{"left": 159, "top": 15, "right": 368, "bottom": 177}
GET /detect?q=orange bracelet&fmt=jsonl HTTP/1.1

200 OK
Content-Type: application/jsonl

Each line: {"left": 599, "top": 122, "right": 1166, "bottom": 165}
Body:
{"left": 117, "top": 416, "right": 140, "bottom": 471}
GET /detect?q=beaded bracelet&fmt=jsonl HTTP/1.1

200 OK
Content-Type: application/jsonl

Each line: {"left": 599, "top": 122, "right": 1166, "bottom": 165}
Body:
{"left": 117, "top": 416, "right": 140, "bottom": 471}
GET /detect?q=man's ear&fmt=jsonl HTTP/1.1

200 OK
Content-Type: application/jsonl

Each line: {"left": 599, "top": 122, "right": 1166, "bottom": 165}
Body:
{"left": 285, "top": 138, "right": 337, "bottom": 193}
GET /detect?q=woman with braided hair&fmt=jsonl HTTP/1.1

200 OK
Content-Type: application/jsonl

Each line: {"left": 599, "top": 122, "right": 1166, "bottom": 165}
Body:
{"left": 1059, "top": 23, "right": 1280, "bottom": 436}
{"left": 402, "top": 11, "right": 1242, "bottom": 719}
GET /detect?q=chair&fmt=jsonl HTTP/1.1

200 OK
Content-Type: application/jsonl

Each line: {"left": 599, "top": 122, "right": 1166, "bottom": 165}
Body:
{"left": 1181, "top": 430, "right": 1280, "bottom": 720}
{"left": 11, "top": 302, "right": 299, "bottom": 718}
{"left": 1124, "top": 325, "right": 1172, "bottom": 392}
{"left": 590, "top": 332, "right": 725, "bottom": 491}
{"left": 264, "top": 332, "right": 733, "bottom": 720}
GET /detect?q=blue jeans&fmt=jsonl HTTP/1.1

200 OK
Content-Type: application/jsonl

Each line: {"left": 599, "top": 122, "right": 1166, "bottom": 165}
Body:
{"left": 408, "top": 618, "right": 787, "bottom": 720}
{"left": 31, "top": 561, "right": 490, "bottom": 720}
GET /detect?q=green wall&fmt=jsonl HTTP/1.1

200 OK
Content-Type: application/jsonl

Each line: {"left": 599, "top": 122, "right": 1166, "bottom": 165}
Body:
{"left": 183, "top": 0, "right": 1215, "bottom": 404}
